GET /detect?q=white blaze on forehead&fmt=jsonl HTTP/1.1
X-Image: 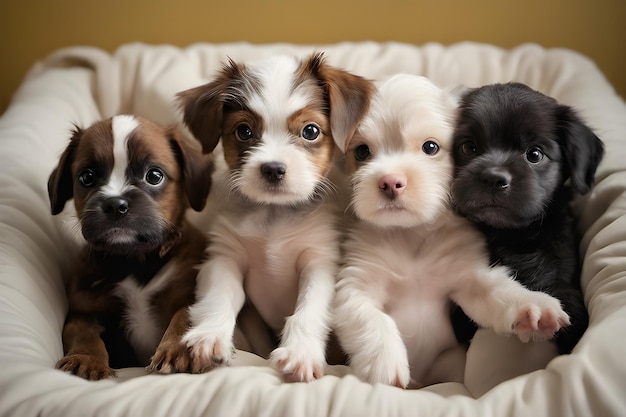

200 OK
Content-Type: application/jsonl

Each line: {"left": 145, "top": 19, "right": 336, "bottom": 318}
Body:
{"left": 103, "top": 115, "right": 139, "bottom": 196}
{"left": 247, "top": 56, "right": 316, "bottom": 138}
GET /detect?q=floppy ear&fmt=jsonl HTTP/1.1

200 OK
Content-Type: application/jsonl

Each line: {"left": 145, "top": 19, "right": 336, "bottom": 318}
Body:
{"left": 168, "top": 128, "right": 214, "bottom": 212}
{"left": 305, "top": 52, "right": 375, "bottom": 153}
{"left": 555, "top": 105, "right": 605, "bottom": 194}
{"left": 48, "top": 127, "right": 81, "bottom": 215}
{"left": 177, "top": 59, "right": 243, "bottom": 154}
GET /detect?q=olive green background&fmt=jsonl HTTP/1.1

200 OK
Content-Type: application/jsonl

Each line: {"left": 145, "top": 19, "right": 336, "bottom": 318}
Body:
{"left": 1, "top": 0, "right": 624, "bottom": 114}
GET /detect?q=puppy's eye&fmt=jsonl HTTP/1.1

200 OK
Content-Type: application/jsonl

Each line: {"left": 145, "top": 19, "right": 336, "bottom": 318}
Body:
{"left": 354, "top": 144, "right": 371, "bottom": 161}
{"left": 145, "top": 168, "right": 164, "bottom": 185}
{"left": 236, "top": 125, "right": 253, "bottom": 141}
{"left": 78, "top": 170, "right": 95, "bottom": 187}
{"left": 461, "top": 141, "right": 477, "bottom": 155}
{"left": 422, "top": 140, "right": 439, "bottom": 155}
{"left": 526, "top": 147, "right": 544, "bottom": 163}
{"left": 302, "top": 124, "right": 320, "bottom": 141}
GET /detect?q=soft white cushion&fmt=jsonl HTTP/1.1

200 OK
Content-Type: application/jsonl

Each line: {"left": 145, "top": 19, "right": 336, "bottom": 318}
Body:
{"left": 1, "top": 41, "right": 625, "bottom": 417}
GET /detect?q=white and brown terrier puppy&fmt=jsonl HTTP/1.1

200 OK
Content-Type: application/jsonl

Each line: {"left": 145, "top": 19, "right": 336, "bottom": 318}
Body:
{"left": 176, "top": 53, "right": 373, "bottom": 382}
{"left": 333, "top": 74, "right": 571, "bottom": 389}
{"left": 48, "top": 115, "right": 214, "bottom": 379}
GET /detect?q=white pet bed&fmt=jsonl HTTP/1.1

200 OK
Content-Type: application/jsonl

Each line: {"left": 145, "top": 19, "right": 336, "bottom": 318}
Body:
{"left": 1, "top": 41, "right": 625, "bottom": 417}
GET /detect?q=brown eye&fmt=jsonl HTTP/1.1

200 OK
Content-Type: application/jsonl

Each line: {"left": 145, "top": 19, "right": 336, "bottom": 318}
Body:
{"left": 236, "top": 124, "right": 253, "bottom": 141}
{"left": 145, "top": 168, "right": 164, "bottom": 185}
{"left": 422, "top": 140, "right": 439, "bottom": 155}
{"left": 78, "top": 170, "right": 95, "bottom": 187}
{"left": 302, "top": 124, "right": 320, "bottom": 141}
{"left": 461, "top": 141, "right": 477, "bottom": 155}
{"left": 354, "top": 144, "right": 371, "bottom": 161}
{"left": 526, "top": 146, "right": 544, "bottom": 163}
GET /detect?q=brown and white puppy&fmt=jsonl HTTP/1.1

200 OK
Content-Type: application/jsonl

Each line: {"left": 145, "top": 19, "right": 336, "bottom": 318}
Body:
{"left": 177, "top": 53, "right": 373, "bottom": 382}
{"left": 48, "top": 115, "right": 214, "bottom": 379}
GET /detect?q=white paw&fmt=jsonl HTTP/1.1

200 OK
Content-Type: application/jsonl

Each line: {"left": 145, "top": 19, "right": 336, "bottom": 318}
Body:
{"left": 512, "top": 294, "right": 571, "bottom": 343}
{"left": 270, "top": 345, "right": 325, "bottom": 383}
{"left": 351, "top": 341, "right": 410, "bottom": 388}
{"left": 182, "top": 326, "right": 234, "bottom": 373}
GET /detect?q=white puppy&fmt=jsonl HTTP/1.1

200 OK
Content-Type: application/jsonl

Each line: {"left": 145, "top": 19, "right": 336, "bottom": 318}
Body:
{"left": 333, "top": 74, "right": 571, "bottom": 388}
{"left": 177, "top": 53, "right": 373, "bottom": 382}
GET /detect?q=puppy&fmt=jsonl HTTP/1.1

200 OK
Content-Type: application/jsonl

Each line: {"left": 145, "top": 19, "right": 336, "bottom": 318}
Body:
{"left": 177, "top": 53, "right": 374, "bottom": 382}
{"left": 450, "top": 82, "right": 604, "bottom": 354}
{"left": 48, "top": 115, "right": 214, "bottom": 379}
{"left": 333, "top": 74, "right": 571, "bottom": 389}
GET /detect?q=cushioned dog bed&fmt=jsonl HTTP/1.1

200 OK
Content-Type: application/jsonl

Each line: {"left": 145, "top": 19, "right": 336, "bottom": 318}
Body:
{"left": 1, "top": 41, "right": 625, "bottom": 417}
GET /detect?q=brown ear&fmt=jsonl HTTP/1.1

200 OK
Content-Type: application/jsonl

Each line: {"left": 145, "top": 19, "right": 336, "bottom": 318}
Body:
{"left": 177, "top": 59, "right": 244, "bottom": 154}
{"left": 304, "top": 52, "right": 375, "bottom": 152}
{"left": 48, "top": 127, "right": 81, "bottom": 215}
{"left": 168, "top": 128, "right": 214, "bottom": 212}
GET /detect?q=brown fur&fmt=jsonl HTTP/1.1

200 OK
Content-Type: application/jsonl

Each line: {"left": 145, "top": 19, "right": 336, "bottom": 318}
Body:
{"left": 177, "top": 52, "right": 374, "bottom": 159}
{"left": 49, "top": 116, "right": 214, "bottom": 379}
{"left": 221, "top": 109, "right": 265, "bottom": 170}
{"left": 288, "top": 106, "right": 335, "bottom": 176}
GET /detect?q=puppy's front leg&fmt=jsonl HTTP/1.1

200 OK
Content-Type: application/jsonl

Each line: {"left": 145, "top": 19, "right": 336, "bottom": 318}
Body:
{"left": 182, "top": 256, "right": 246, "bottom": 373}
{"left": 333, "top": 271, "right": 411, "bottom": 388}
{"left": 148, "top": 308, "right": 191, "bottom": 374}
{"left": 270, "top": 257, "right": 336, "bottom": 383}
{"left": 452, "top": 265, "right": 571, "bottom": 342}
{"left": 56, "top": 314, "right": 115, "bottom": 380}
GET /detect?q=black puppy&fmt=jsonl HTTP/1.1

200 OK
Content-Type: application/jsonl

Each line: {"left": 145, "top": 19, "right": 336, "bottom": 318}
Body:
{"left": 451, "top": 82, "right": 604, "bottom": 354}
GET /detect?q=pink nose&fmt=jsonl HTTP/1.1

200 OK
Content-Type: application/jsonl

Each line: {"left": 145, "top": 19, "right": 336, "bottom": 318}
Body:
{"left": 379, "top": 174, "right": 407, "bottom": 199}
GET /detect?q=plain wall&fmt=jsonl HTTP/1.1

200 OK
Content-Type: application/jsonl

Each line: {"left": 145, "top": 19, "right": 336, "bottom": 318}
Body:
{"left": 1, "top": 0, "right": 625, "bottom": 114}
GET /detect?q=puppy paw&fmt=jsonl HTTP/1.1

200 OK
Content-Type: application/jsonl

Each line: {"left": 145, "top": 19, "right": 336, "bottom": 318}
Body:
{"left": 147, "top": 340, "right": 191, "bottom": 374}
{"left": 182, "top": 328, "right": 234, "bottom": 373}
{"left": 513, "top": 296, "right": 571, "bottom": 342}
{"left": 270, "top": 345, "right": 325, "bottom": 383}
{"left": 352, "top": 342, "right": 410, "bottom": 388}
{"left": 56, "top": 354, "right": 116, "bottom": 380}
{"left": 363, "top": 357, "right": 411, "bottom": 388}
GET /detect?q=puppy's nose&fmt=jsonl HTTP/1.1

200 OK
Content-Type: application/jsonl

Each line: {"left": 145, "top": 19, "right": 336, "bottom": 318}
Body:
{"left": 260, "top": 162, "right": 287, "bottom": 183}
{"left": 379, "top": 174, "right": 407, "bottom": 199}
{"left": 480, "top": 167, "right": 512, "bottom": 189}
{"left": 103, "top": 197, "right": 130, "bottom": 217}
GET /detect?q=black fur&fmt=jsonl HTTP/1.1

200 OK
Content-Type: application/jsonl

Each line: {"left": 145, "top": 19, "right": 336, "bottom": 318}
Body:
{"left": 450, "top": 83, "right": 604, "bottom": 354}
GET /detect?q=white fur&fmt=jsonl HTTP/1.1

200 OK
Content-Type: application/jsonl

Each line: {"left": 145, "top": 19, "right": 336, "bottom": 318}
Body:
{"left": 99, "top": 115, "right": 142, "bottom": 246}
{"left": 101, "top": 115, "right": 137, "bottom": 197}
{"left": 183, "top": 56, "right": 339, "bottom": 382}
{"left": 113, "top": 261, "right": 178, "bottom": 364}
{"left": 334, "top": 74, "right": 570, "bottom": 388}
{"left": 248, "top": 56, "right": 316, "bottom": 123}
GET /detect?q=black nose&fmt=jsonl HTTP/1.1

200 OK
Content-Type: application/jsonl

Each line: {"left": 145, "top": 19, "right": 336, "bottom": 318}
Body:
{"left": 480, "top": 167, "right": 512, "bottom": 189}
{"left": 260, "top": 162, "right": 287, "bottom": 183}
{"left": 103, "top": 197, "right": 130, "bottom": 217}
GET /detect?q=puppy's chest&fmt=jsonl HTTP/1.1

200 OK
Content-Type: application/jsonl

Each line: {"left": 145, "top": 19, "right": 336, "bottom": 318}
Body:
{"left": 484, "top": 222, "right": 577, "bottom": 289}
{"left": 371, "top": 230, "right": 461, "bottom": 362}
{"left": 112, "top": 268, "right": 172, "bottom": 321}
{"left": 219, "top": 204, "right": 337, "bottom": 328}
{"left": 74, "top": 254, "right": 166, "bottom": 307}
{"left": 366, "top": 225, "right": 473, "bottom": 361}
{"left": 111, "top": 260, "right": 184, "bottom": 362}
{"left": 374, "top": 226, "right": 474, "bottom": 292}
{"left": 246, "top": 210, "right": 327, "bottom": 274}
{"left": 79, "top": 256, "right": 181, "bottom": 362}
{"left": 228, "top": 204, "right": 336, "bottom": 271}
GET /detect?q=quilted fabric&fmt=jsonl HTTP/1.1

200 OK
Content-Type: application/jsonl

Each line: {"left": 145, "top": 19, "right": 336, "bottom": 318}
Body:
{"left": 1, "top": 41, "right": 625, "bottom": 417}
